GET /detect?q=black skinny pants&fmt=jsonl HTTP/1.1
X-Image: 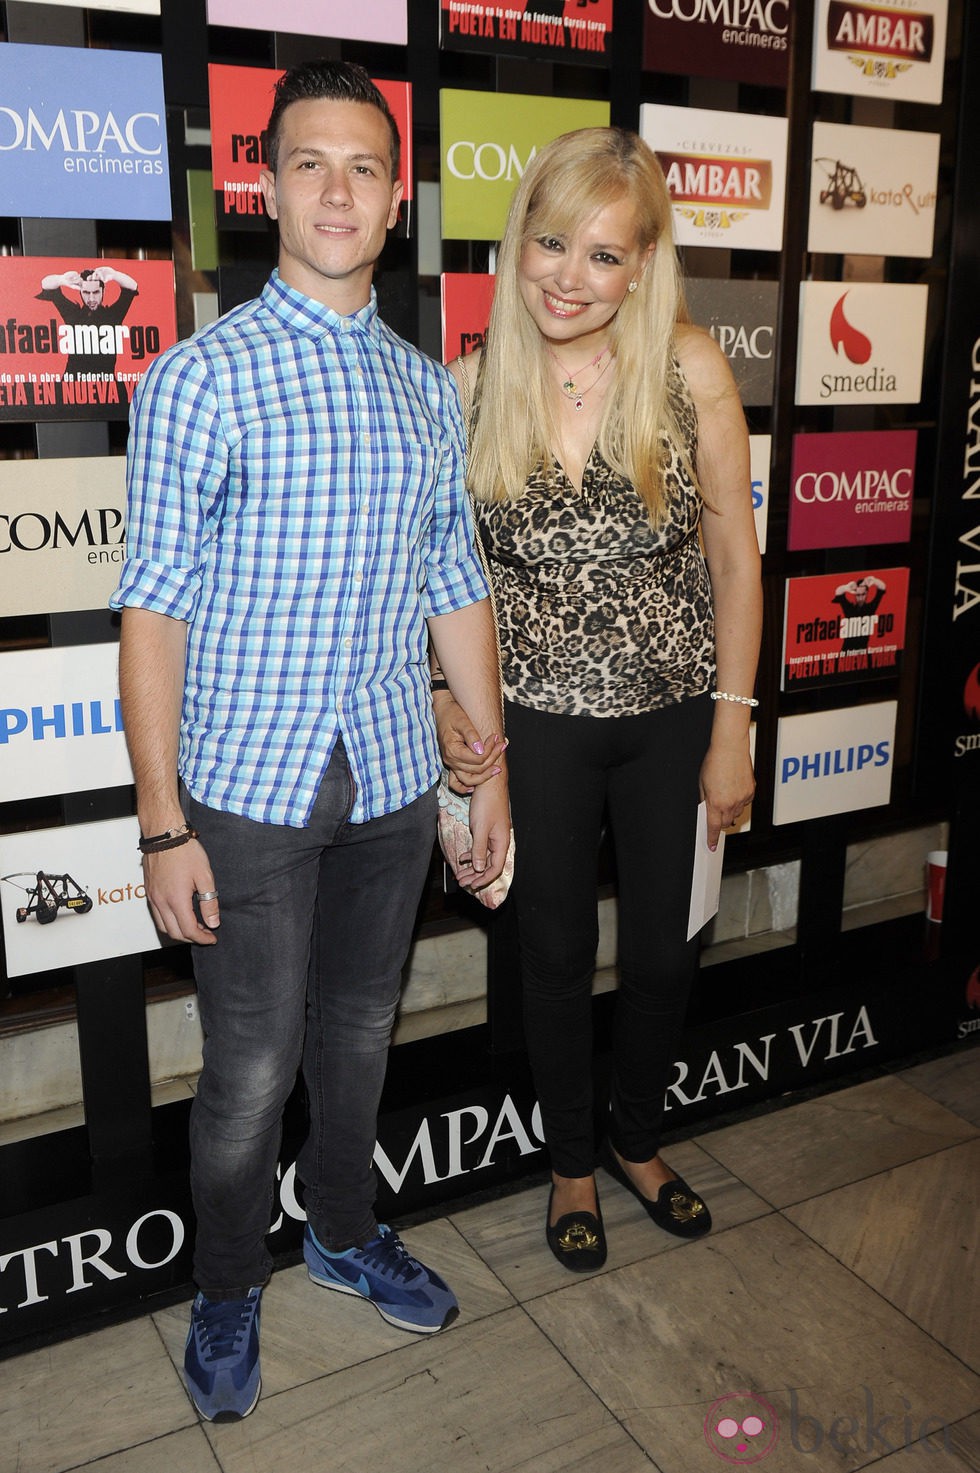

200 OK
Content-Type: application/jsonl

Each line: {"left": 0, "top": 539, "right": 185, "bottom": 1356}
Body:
{"left": 505, "top": 693, "right": 713, "bottom": 1178}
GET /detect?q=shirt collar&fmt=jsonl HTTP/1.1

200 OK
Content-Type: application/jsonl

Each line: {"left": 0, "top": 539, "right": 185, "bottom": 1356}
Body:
{"left": 261, "top": 271, "right": 380, "bottom": 340}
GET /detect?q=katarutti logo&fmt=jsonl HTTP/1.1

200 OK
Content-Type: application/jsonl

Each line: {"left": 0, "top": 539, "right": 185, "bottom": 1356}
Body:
{"left": 705, "top": 1392, "right": 780, "bottom": 1463}
{"left": 830, "top": 293, "right": 872, "bottom": 364}
{"left": 816, "top": 157, "right": 867, "bottom": 210}
{"left": 3, "top": 870, "right": 93, "bottom": 925}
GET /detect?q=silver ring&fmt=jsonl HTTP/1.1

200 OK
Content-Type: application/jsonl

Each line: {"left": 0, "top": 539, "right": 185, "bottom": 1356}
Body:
{"left": 197, "top": 890, "right": 219, "bottom": 902}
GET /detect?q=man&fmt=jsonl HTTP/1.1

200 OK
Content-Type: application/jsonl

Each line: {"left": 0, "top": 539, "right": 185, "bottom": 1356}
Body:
{"left": 112, "top": 61, "right": 508, "bottom": 1423}
{"left": 832, "top": 574, "right": 887, "bottom": 656}
{"left": 37, "top": 264, "right": 138, "bottom": 389}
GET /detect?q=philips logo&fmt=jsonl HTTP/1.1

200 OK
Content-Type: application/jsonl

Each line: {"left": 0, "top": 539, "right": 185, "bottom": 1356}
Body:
{"left": 0, "top": 700, "right": 124, "bottom": 744}
{"left": 781, "top": 741, "right": 890, "bottom": 784}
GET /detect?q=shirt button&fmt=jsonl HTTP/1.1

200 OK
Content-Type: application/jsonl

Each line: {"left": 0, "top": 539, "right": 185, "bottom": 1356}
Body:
{"left": 344, "top": 637, "right": 353, "bottom": 649}
{"left": 354, "top": 571, "right": 363, "bottom": 582}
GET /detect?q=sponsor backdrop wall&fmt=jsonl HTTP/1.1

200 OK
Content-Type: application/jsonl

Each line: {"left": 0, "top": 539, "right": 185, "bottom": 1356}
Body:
{"left": 0, "top": 0, "right": 974, "bottom": 1345}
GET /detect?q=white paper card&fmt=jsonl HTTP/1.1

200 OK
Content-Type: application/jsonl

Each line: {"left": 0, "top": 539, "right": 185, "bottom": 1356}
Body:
{"left": 688, "top": 802, "right": 725, "bottom": 941}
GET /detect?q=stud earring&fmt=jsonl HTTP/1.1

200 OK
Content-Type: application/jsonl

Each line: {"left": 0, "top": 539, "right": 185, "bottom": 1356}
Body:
{"left": 627, "top": 280, "right": 638, "bottom": 293}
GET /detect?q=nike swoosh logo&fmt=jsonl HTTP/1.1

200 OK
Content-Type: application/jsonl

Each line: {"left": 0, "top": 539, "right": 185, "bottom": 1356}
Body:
{"left": 321, "top": 1260, "right": 371, "bottom": 1296}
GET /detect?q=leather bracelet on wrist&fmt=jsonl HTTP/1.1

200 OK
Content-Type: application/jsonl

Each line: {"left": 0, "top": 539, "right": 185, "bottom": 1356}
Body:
{"left": 138, "top": 823, "right": 199, "bottom": 854}
{"left": 430, "top": 679, "right": 450, "bottom": 692}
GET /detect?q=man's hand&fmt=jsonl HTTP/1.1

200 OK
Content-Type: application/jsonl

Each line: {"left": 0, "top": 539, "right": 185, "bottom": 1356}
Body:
{"left": 142, "top": 838, "right": 221, "bottom": 944}
{"left": 433, "top": 691, "right": 506, "bottom": 793}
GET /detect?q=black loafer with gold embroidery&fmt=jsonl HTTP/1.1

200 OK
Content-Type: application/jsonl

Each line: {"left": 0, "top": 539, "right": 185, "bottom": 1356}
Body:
{"left": 600, "top": 1141, "right": 712, "bottom": 1240}
{"left": 545, "top": 1188, "right": 608, "bottom": 1272}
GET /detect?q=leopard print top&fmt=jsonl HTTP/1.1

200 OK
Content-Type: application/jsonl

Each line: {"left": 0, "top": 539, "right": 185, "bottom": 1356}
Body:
{"left": 472, "top": 359, "right": 715, "bottom": 717}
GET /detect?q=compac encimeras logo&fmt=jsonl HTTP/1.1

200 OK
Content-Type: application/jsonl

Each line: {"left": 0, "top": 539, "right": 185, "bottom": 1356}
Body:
{"left": 648, "top": 0, "right": 789, "bottom": 40}
{"left": 0, "top": 107, "right": 164, "bottom": 175}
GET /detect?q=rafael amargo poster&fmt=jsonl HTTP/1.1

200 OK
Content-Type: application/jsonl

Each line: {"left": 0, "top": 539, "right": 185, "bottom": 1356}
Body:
{"left": 441, "top": 273, "right": 497, "bottom": 364}
{"left": 782, "top": 568, "right": 910, "bottom": 691}
{"left": 208, "top": 65, "right": 413, "bottom": 234}
{"left": 441, "top": 2, "right": 613, "bottom": 66}
{"left": 0, "top": 257, "right": 177, "bottom": 422}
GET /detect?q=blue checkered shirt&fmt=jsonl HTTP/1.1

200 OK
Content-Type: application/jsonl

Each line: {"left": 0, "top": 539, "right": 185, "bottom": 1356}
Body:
{"left": 112, "top": 272, "right": 486, "bottom": 826}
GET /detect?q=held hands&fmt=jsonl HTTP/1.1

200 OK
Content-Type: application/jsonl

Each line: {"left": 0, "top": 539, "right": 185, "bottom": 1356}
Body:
{"left": 141, "top": 839, "right": 221, "bottom": 945}
{"left": 433, "top": 691, "right": 507, "bottom": 795}
{"left": 699, "top": 739, "right": 755, "bottom": 852}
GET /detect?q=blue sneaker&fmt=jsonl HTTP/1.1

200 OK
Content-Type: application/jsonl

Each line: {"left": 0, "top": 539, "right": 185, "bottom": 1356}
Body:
{"left": 304, "top": 1223, "right": 459, "bottom": 1334}
{"left": 183, "top": 1286, "right": 262, "bottom": 1421}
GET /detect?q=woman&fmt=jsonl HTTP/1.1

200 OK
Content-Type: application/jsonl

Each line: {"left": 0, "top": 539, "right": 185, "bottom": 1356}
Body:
{"left": 436, "top": 128, "right": 762, "bottom": 1270}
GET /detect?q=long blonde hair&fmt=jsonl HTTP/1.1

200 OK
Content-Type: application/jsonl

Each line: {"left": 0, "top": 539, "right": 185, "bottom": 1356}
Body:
{"left": 467, "top": 127, "right": 689, "bottom": 525}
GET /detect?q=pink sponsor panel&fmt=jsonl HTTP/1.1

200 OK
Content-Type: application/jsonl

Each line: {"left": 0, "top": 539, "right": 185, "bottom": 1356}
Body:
{"left": 787, "top": 429, "right": 916, "bottom": 550}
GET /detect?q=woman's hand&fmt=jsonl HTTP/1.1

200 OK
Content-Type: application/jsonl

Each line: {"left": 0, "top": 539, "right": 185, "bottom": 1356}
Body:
{"left": 699, "top": 737, "right": 755, "bottom": 851}
{"left": 433, "top": 690, "right": 507, "bottom": 793}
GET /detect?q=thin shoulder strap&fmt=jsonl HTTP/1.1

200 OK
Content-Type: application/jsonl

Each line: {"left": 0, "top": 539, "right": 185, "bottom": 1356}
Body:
{"left": 454, "top": 354, "right": 504, "bottom": 725}
{"left": 455, "top": 352, "right": 472, "bottom": 437}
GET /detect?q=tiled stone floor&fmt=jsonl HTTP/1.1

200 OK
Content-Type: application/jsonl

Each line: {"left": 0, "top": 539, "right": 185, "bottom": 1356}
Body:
{"left": 2, "top": 1045, "right": 977, "bottom": 1473}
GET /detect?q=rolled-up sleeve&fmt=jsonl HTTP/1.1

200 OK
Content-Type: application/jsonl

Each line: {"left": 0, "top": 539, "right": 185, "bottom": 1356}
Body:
{"left": 110, "top": 345, "right": 228, "bottom": 621}
{"left": 419, "top": 371, "right": 488, "bottom": 618}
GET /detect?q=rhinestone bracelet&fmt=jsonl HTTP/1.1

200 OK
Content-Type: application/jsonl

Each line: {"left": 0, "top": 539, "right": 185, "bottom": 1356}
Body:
{"left": 711, "top": 691, "right": 759, "bottom": 707}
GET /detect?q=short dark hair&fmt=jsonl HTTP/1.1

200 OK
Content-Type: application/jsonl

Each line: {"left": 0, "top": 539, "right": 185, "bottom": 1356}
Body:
{"left": 266, "top": 60, "right": 400, "bottom": 179}
{"left": 78, "top": 270, "right": 103, "bottom": 290}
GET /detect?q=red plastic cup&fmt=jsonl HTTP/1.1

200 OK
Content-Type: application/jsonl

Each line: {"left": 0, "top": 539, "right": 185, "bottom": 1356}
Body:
{"left": 925, "top": 850, "right": 947, "bottom": 923}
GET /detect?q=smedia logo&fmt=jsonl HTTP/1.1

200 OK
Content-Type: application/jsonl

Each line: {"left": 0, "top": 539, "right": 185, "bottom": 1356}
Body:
{"left": 954, "top": 663, "right": 980, "bottom": 759}
{"left": 830, "top": 292, "right": 871, "bottom": 364}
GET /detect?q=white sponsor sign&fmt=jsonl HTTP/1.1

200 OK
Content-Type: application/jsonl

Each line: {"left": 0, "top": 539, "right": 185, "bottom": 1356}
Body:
{"left": 640, "top": 103, "right": 788, "bottom": 251}
{"left": 0, "top": 642, "right": 131, "bottom": 802}
{"left": 0, "top": 816, "right": 161, "bottom": 978}
{"left": 0, "top": 457, "right": 126, "bottom": 617}
{"left": 750, "top": 434, "right": 771, "bottom": 556}
{"left": 796, "top": 281, "right": 928, "bottom": 406}
{"left": 774, "top": 701, "right": 897, "bottom": 825}
{"left": 809, "top": 122, "right": 939, "bottom": 258}
{"left": 813, "top": 0, "right": 948, "bottom": 105}
{"left": 12, "top": 0, "right": 159, "bottom": 10}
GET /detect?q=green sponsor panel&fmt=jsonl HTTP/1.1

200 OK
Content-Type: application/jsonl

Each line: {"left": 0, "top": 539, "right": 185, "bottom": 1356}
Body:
{"left": 440, "top": 90, "right": 609, "bottom": 241}
{"left": 187, "top": 169, "right": 219, "bottom": 272}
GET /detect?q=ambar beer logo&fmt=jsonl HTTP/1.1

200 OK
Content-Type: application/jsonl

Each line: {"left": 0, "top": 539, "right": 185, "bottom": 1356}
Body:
{"left": 827, "top": 1, "right": 933, "bottom": 79}
{"left": 661, "top": 151, "right": 772, "bottom": 232}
